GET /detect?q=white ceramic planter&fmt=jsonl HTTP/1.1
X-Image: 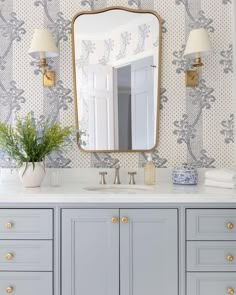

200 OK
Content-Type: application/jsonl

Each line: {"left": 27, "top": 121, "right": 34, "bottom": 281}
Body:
{"left": 18, "top": 162, "right": 45, "bottom": 188}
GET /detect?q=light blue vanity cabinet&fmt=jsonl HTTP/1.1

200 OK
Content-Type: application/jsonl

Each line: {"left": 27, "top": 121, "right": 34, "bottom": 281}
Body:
{"left": 0, "top": 272, "right": 53, "bottom": 295}
{"left": 0, "top": 209, "right": 53, "bottom": 240}
{"left": 61, "top": 208, "right": 178, "bottom": 295}
{"left": 62, "top": 209, "right": 120, "bottom": 295}
{"left": 186, "top": 209, "right": 236, "bottom": 295}
{"left": 2, "top": 193, "right": 236, "bottom": 295}
{"left": 0, "top": 209, "right": 53, "bottom": 295}
{"left": 120, "top": 209, "right": 178, "bottom": 295}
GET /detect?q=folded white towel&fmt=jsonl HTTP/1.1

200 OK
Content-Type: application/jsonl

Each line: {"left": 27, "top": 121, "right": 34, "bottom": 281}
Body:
{"left": 205, "top": 169, "right": 236, "bottom": 183}
{"left": 204, "top": 179, "right": 235, "bottom": 189}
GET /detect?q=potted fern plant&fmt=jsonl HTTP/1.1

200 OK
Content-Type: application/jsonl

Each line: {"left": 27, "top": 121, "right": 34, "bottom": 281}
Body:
{"left": 0, "top": 113, "right": 72, "bottom": 187}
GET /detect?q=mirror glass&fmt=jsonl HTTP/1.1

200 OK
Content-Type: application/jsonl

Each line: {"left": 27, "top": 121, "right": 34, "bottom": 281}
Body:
{"left": 73, "top": 8, "right": 161, "bottom": 152}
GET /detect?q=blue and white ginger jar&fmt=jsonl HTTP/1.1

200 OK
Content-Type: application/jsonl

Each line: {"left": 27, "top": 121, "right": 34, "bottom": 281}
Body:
{"left": 172, "top": 164, "right": 198, "bottom": 185}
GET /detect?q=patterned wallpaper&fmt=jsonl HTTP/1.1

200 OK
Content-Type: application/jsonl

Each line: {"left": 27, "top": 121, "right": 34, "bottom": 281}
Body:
{"left": 0, "top": 0, "right": 233, "bottom": 169}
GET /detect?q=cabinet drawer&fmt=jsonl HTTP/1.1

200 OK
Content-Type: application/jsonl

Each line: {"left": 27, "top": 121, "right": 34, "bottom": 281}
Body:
{"left": 186, "top": 209, "right": 236, "bottom": 240}
{"left": 187, "top": 241, "right": 236, "bottom": 272}
{"left": 0, "top": 240, "right": 52, "bottom": 271}
{"left": 187, "top": 273, "right": 236, "bottom": 295}
{"left": 0, "top": 272, "right": 52, "bottom": 295}
{"left": 0, "top": 209, "right": 53, "bottom": 239}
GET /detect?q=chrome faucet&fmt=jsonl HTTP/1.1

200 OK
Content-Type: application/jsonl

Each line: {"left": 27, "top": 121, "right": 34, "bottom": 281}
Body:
{"left": 99, "top": 172, "right": 107, "bottom": 185}
{"left": 128, "top": 172, "right": 137, "bottom": 185}
{"left": 114, "top": 164, "right": 121, "bottom": 184}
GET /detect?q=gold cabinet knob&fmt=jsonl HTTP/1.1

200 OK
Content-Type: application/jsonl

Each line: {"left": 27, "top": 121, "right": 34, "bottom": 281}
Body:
{"left": 5, "top": 222, "right": 13, "bottom": 230}
{"left": 227, "top": 223, "right": 234, "bottom": 230}
{"left": 5, "top": 287, "right": 13, "bottom": 294}
{"left": 228, "top": 288, "right": 235, "bottom": 295}
{"left": 5, "top": 253, "right": 14, "bottom": 261}
{"left": 121, "top": 217, "right": 128, "bottom": 224}
{"left": 227, "top": 255, "right": 234, "bottom": 262}
{"left": 112, "top": 217, "right": 119, "bottom": 223}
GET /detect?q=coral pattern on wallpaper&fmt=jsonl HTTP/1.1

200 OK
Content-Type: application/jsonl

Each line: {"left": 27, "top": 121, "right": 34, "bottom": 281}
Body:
{"left": 0, "top": 0, "right": 234, "bottom": 168}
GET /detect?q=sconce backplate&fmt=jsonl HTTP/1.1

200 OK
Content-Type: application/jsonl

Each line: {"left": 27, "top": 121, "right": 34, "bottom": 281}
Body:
{"left": 185, "top": 70, "right": 199, "bottom": 87}
{"left": 43, "top": 71, "right": 56, "bottom": 87}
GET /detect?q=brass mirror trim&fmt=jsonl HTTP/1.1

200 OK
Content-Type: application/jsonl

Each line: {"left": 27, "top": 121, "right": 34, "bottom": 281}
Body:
{"left": 72, "top": 6, "right": 162, "bottom": 153}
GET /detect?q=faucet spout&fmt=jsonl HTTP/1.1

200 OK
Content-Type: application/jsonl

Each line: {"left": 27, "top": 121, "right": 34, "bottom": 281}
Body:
{"left": 114, "top": 164, "right": 121, "bottom": 184}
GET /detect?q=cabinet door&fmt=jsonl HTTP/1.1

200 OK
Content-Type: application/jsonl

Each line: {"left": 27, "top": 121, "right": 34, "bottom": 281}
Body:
{"left": 61, "top": 209, "right": 119, "bottom": 295}
{"left": 120, "top": 209, "right": 178, "bottom": 295}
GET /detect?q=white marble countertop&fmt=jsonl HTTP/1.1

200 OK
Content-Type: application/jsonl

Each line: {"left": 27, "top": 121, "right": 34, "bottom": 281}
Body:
{"left": 0, "top": 168, "right": 235, "bottom": 204}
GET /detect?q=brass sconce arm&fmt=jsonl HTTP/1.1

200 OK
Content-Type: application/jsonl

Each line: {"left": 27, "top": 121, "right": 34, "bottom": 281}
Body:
{"left": 185, "top": 57, "right": 203, "bottom": 88}
{"left": 39, "top": 57, "right": 56, "bottom": 87}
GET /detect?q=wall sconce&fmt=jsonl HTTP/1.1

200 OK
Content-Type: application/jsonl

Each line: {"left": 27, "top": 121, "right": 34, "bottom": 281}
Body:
{"left": 184, "top": 28, "right": 213, "bottom": 87}
{"left": 29, "top": 29, "right": 59, "bottom": 87}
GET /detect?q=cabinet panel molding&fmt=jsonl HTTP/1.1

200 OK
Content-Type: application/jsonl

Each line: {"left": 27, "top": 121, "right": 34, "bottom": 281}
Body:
{"left": 187, "top": 241, "right": 236, "bottom": 272}
{"left": 120, "top": 209, "right": 178, "bottom": 295}
{"left": 187, "top": 273, "right": 236, "bottom": 295}
{"left": 0, "top": 209, "right": 53, "bottom": 240}
{"left": 61, "top": 209, "right": 119, "bottom": 295}
{"left": 0, "top": 240, "right": 52, "bottom": 271}
{"left": 0, "top": 272, "right": 52, "bottom": 295}
{"left": 187, "top": 209, "right": 236, "bottom": 241}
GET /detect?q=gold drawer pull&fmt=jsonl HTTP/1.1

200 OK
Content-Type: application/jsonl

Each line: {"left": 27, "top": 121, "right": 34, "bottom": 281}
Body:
{"left": 121, "top": 217, "right": 128, "bottom": 224}
{"left": 6, "top": 286, "right": 13, "bottom": 294}
{"left": 112, "top": 217, "right": 119, "bottom": 224}
{"left": 226, "top": 223, "right": 234, "bottom": 230}
{"left": 5, "top": 253, "right": 14, "bottom": 261}
{"left": 5, "top": 222, "right": 13, "bottom": 230}
{"left": 227, "top": 255, "right": 234, "bottom": 262}
{"left": 228, "top": 288, "right": 234, "bottom": 295}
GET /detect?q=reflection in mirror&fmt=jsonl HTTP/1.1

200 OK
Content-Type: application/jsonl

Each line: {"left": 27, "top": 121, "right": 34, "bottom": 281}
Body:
{"left": 73, "top": 8, "right": 161, "bottom": 152}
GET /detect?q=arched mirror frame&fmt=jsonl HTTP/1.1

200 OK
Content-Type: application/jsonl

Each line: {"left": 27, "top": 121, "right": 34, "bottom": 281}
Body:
{"left": 72, "top": 6, "right": 162, "bottom": 153}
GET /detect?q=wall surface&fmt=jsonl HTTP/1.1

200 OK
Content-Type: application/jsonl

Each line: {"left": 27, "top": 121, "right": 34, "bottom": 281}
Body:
{"left": 0, "top": 0, "right": 233, "bottom": 168}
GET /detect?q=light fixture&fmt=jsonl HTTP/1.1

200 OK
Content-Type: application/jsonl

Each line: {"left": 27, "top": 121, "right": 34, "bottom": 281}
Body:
{"left": 184, "top": 28, "right": 213, "bottom": 87}
{"left": 29, "top": 29, "right": 59, "bottom": 87}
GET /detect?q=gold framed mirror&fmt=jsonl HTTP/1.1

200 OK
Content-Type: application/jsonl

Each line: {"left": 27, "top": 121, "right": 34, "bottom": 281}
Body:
{"left": 72, "top": 6, "right": 162, "bottom": 152}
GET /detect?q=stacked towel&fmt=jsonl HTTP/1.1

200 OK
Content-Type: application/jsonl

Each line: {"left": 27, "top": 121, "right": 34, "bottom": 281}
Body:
{"left": 204, "top": 169, "right": 236, "bottom": 189}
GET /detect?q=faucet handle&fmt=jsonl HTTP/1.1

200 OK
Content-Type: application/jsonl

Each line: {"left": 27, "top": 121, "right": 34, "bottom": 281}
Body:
{"left": 128, "top": 172, "right": 137, "bottom": 185}
{"left": 99, "top": 171, "right": 107, "bottom": 185}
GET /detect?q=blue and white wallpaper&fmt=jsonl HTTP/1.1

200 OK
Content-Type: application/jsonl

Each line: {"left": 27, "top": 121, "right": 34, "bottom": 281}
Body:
{"left": 0, "top": 0, "right": 234, "bottom": 168}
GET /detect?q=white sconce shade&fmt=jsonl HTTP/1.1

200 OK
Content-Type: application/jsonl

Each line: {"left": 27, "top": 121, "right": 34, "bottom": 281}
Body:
{"left": 184, "top": 28, "right": 213, "bottom": 59}
{"left": 29, "top": 28, "right": 58, "bottom": 87}
{"left": 29, "top": 29, "right": 59, "bottom": 59}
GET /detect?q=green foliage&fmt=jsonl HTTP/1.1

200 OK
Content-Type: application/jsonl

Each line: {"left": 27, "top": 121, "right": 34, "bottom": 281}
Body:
{"left": 0, "top": 113, "right": 72, "bottom": 167}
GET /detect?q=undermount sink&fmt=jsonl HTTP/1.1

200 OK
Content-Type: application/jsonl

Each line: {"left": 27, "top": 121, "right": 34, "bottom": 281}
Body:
{"left": 83, "top": 185, "right": 154, "bottom": 194}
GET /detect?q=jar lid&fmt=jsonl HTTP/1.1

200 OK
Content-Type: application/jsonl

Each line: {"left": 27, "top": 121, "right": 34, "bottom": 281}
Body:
{"left": 173, "top": 164, "right": 197, "bottom": 172}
